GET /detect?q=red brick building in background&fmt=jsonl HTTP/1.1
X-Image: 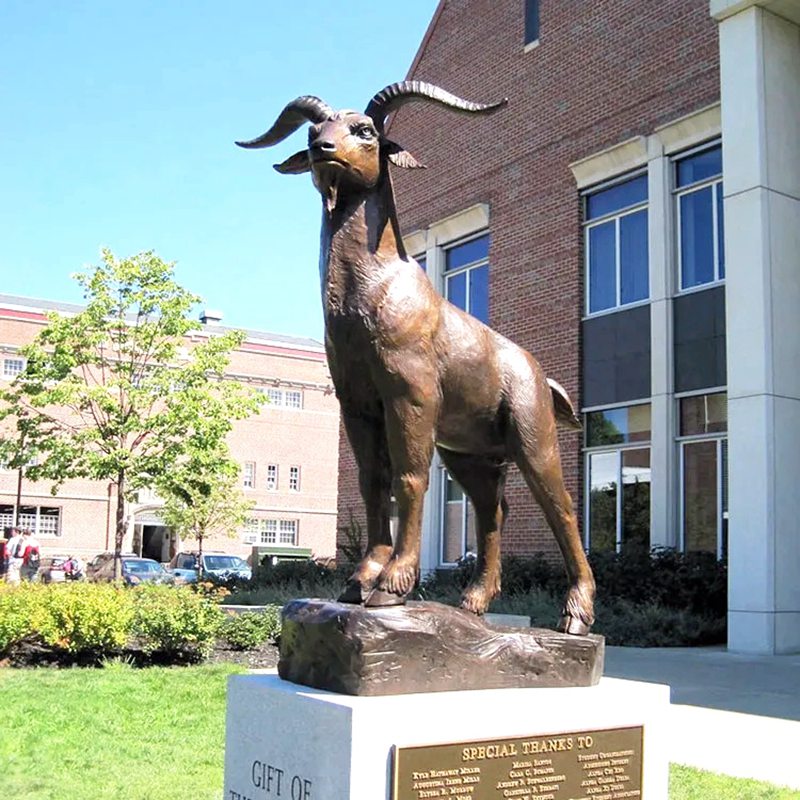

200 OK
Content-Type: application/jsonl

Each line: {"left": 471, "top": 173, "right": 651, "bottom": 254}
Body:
{"left": 338, "top": 0, "right": 720, "bottom": 565}
{"left": 1, "top": 294, "right": 340, "bottom": 563}
{"left": 338, "top": 0, "right": 800, "bottom": 656}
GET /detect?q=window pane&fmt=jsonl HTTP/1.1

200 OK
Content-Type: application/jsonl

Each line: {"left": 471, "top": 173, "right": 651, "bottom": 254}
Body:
{"left": 622, "top": 449, "right": 650, "bottom": 550}
{"left": 680, "top": 186, "right": 715, "bottom": 289}
{"left": 446, "top": 271, "right": 467, "bottom": 312}
{"left": 586, "top": 404, "right": 651, "bottom": 447}
{"left": 721, "top": 439, "right": 729, "bottom": 558}
{"left": 525, "top": 0, "right": 539, "bottom": 43}
{"left": 619, "top": 209, "right": 649, "bottom": 305}
{"left": 683, "top": 440, "right": 718, "bottom": 553}
{"left": 716, "top": 182, "right": 725, "bottom": 280}
{"left": 417, "top": 256, "right": 426, "bottom": 273}
{"left": 443, "top": 475, "right": 464, "bottom": 563}
{"left": 469, "top": 264, "right": 489, "bottom": 324}
{"left": 586, "top": 175, "right": 647, "bottom": 220}
{"left": 589, "top": 452, "right": 617, "bottom": 551}
{"left": 445, "top": 235, "right": 489, "bottom": 272}
{"left": 680, "top": 393, "right": 727, "bottom": 435}
{"left": 677, "top": 145, "right": 722, "bottom": 188}
{"left": 588, "top": 220, "right": 616, "bottom": 313}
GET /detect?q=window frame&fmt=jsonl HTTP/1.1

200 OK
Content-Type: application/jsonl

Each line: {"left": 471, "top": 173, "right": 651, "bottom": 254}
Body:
{"left": 442, "top": 231, "right": 490, "bottom": 325}
{"left": 242, "top": 461, "right": 256, "bottom": 489}
{"left": 266, "top": 464, "right": 279, "bottom": 491}
{"left": 438, "top": 468, "right": 476, "bottom": 567}
{"left": 673, "top": 140, "right": 724, "bottom": 294}
{"left": 583, "top": 170, "right": 649, "bottom": 318}
{"left": 288, "top": 465, "right": 301, "bottom": 492}
{"left": 583, "top": 399, "right": 652, "bottom": 552}
{"left": 0, "top": 504, "right": 62, "bottom": 537}
{"left": 675, "top": 387, "right": 728, "bottom": 558}
{"left": 2, "top": 357, "right": 25, "bottom": 380}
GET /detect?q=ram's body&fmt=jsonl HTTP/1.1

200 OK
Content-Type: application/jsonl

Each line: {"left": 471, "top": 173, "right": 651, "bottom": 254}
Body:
{"left": 238, "top": 83, "right": 595, "bottom": 634}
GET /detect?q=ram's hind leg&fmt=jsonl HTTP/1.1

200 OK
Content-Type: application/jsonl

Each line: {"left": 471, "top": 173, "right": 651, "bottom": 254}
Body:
{"left": 337, "top": 412, "right": 394, "bottom": 604}
{"left": 513, "top": 414, "right": 595, "bottom": 635}
{"left": 438, "top": 449, "right": 508, "bottom": 615}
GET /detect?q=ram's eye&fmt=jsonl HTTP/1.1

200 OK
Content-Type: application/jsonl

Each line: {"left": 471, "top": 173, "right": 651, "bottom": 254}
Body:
{"left": 356, "top": 126, "right": 373, "bottom": 139}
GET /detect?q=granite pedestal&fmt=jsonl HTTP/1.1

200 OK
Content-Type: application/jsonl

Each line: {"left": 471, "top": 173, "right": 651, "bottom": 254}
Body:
{"left": 224, "top": 673, "right": 669, "bottom": 800}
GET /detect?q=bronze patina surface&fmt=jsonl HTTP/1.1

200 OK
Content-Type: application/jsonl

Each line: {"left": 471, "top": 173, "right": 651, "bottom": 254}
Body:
{"left": 278, "top": 600, "right": 604, "bottom": 696}
{"left": 393, "top": 726, "right": 643, "bottom": 800}
{"left": 238, "top": 82, "right": 595, "bottom": 636}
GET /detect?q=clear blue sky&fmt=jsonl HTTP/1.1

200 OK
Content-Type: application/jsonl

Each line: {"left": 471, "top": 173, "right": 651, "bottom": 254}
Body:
{"left": 0, "top": 1, "right": 438, "bottom": 342}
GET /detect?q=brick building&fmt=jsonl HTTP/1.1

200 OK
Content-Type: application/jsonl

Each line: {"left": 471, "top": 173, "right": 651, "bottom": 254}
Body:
{"left": 1, "top": 294, "right": 340, "bottom": 563}
{"left": 336, "top": 1, "right": 800, "bottom": 654}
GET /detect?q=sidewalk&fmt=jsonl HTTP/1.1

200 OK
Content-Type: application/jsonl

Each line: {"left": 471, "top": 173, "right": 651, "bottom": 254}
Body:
{"left": 604, "top": 646, "right": 800, "bottom": 789}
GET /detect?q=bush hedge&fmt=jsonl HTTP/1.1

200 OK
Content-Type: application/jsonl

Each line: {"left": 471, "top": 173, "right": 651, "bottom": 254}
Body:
{"left": 0, "top": 582, "right": 224, "bottom": 662}
{"left": 221, "top": 607, "right": 281, "bottom": 650}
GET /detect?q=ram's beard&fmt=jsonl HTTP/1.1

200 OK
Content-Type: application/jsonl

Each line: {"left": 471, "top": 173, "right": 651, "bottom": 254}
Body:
{"left": 314, "top": 166, "right": 342, "bottom": 216}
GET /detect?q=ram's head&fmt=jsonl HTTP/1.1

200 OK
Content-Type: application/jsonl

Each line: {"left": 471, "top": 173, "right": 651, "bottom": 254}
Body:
{"left": 236, "top": 81, "right": 507, "bottom": 212}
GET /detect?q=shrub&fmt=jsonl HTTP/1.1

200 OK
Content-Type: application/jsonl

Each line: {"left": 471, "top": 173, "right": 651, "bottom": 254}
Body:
{"left": 132, "top": 585, "right": 223, "bottom": 657}
{"left": 221, "top": 607, "right": 281, "bottom": 650}
{"left": 0, "top": 583, "right": 38, "bottom": 653}
{"left": 37, "top": 583, "right": 134, "bottom": 653}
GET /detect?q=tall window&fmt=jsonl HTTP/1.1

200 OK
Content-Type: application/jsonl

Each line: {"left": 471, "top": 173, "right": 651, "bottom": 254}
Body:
{"left": 675, "top": 143, "right": 724, "bottom": 290}
{"left": 289, "top": 466, "right": 300, "bottom": 492}
{"left": 279, "top": 520, "right": 298, "bottom": 545}
{"left": 266, "top": 464, "right": 278, "bottom": 491}
{"left": 525, "top": 0, "right": 540, "bottom": 45}
{"left": 441, "top": 471, "right": 477, "bottom": 565}
{"left": 444, "top": 235, "right": 489, "bottom": 324}
{"left": 585, "top": 404, "right": 652, "bottom": 551}
{"left": 243, "top": 461, "right": 255, "bottom": 489}
{"left": 584, "top": 174, "right": 649, "bottom": 315}
{"left": 678, "top": 392, "right": 728, "bottom": 557}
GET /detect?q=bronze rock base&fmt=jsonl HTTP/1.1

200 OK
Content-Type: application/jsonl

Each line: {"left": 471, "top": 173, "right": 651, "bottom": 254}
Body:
{"left": 278, "top": 599, "right": 605, "bottom": 696}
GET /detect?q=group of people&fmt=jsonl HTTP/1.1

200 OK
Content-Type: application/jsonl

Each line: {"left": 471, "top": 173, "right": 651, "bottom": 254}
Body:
{"left": 0, "top": 526, "right": 41, "bottom": 584}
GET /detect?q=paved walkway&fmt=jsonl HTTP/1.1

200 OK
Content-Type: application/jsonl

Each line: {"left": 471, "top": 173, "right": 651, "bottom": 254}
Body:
{"left": 604, "top": 646, "right": 800, "bottom": 790}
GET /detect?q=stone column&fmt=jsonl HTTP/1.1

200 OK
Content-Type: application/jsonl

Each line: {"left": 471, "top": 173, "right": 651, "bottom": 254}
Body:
{"left": 712, "top": 1, "right": 800, "bottom": 653}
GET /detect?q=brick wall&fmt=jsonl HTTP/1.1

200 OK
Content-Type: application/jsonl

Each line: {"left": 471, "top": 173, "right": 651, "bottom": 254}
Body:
{"left": 337, "top": 0, "right": 720, "bottom": 560}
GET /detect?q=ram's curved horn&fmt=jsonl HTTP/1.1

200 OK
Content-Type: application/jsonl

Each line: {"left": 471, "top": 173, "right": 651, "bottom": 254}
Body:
{"left": 235, "top": 96, "right": 334, "bottom": 149}
{"left": 365, "top": 81, "right": 507, "bottom": 130}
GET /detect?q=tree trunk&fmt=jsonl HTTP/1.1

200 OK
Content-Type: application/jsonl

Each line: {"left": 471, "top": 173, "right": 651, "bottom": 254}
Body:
{"left": 114, "top": 470, "right": 126, "bottom": 580}
{"left": 197, "top": 529, "right": 204, "bottom": 581}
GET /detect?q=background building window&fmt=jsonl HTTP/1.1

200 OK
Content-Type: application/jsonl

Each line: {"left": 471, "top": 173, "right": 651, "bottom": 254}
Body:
{"left": 266, "top": 464, "right": 278, "bottom": 491}
{"left": 0, "top": 504, "right": 62, "bottom": 536}
{"left": 2, "top": 358, "right": 25, "bottom": 379}
{"left": 279, "top": 520, "right": 298, "bottom": 545}
{"left": 263, "top": 388, "right": 303, "bottom": 409}
{"left": 678, "top": 391, "right": 728, "bottom": 556}
{"left": 416, "top": 255, "right": 426, "bottom": 273}
{"left": 243, "top": 461, "right": 255, "bottom": 489}
{"left": 676, "top": 143, "right": 724, "bottom": 290}
{"left": 289, "top": 466, "right": 300, "bottom": 492}
{"left": 584, "top": 174, "right": 649, "bottom": 315}
{"left": 444, "top": 234, "right": 490, "bottom": 324}
{"left": 585, "top": 403, "right": 652, "bottom": 551}
{"left": 440, "top": 471, "right": 477, "bottom": 565}
{"left": 525, "top": 0, "right": 540, "bottom": 44}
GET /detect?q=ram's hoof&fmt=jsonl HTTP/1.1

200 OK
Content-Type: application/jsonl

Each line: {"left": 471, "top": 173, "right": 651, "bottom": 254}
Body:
{"left": 560, "top": 615, "right": 591, "bottom": 636}
{"left": 364, "top": 588, "right": 407, "bottom": 608}
{"left": 337, "top": 581, "right": 369, "bottom": 605}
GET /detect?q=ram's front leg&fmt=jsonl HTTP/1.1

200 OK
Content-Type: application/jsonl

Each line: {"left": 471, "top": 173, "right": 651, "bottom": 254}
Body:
{"left": 365, "top": 393, "right": 437, "bottom": 607}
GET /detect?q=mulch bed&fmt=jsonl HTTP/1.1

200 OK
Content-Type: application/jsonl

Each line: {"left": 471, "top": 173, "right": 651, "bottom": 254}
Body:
{"left": 0, "top": 637, "right": 280, "bottom": 670}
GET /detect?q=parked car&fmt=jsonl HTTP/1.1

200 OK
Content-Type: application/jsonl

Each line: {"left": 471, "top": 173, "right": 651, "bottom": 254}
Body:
{"left": 39, "top": 554, "right": 72, "bottom": 583}
{"left": 168, "top": 551, "right": 251, "bottom": 583}
{"left": 88, "top": 553, "right": 175, "bottom": 585}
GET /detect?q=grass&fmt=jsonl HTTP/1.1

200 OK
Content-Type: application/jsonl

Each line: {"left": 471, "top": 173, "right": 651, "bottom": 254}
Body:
{"left": 0, "top": 664, "right": 797, "bottom": 799}
{"left": 670, "top": 765, "right": 800, "bottom": 799}
{"left": 0, "top": 661, "right": 244, "bottom": 800}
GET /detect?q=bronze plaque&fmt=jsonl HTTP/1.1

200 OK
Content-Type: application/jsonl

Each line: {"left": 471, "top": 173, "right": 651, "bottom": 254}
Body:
{"left": 393, "top": 726, "right": 643, "bottom": 800}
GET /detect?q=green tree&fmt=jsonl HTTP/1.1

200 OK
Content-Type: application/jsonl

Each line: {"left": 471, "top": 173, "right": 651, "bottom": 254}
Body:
{"left": 157, "top": 444, "right": 254, "bottom": 578}
{"left": 0, "top": 249, "right": 261, "bottom": 574}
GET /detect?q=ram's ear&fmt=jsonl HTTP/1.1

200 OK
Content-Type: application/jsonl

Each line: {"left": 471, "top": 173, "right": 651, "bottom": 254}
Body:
{"left": 384, "top": 140, "right": 426, "bottom": 169}
{"left": 274, "top": 150, "right": 311, "bottom": 174}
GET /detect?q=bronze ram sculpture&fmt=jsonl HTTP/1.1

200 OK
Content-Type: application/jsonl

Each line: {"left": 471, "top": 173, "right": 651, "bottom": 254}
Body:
{"left": 237, "top": 81, "right": 595, "bottom": 635}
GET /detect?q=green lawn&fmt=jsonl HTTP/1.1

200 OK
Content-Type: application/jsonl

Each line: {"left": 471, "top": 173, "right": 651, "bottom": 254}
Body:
{"left": 0, "top": 662, "right": 244, "bottom": 800}
{"left": 0, "top": 664, "right": 798, "bottom": 799}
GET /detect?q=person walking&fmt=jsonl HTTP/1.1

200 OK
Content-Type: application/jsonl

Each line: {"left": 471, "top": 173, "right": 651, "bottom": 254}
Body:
{"left": 20, "top": 529, "right": 41, "bottom": 582}
{"left": 5, "top": 527, "right": 24, "bottom": 585}
{"left": 0, "top": 526, "right": 13, "bottom": 579}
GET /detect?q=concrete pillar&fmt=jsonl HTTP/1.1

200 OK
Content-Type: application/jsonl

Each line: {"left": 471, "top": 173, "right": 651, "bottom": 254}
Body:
{"left": 647, "top": 140, "right": 678, "bottom": 549}
{"left": 713, "top": 1, "right": 800, "bottom": 653}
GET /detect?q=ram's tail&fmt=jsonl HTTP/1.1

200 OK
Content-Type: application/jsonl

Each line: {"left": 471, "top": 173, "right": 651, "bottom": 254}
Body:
{"left": 548, "top": 378, "right": 582, "bottom": 430}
